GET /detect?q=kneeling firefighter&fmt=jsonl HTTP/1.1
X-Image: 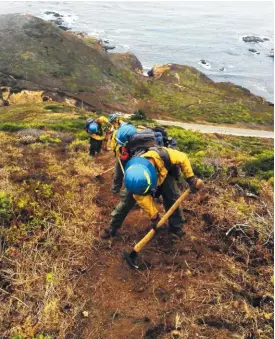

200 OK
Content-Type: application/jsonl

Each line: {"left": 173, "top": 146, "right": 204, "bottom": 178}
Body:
{"left": 85, "top": 116, "right": 111, "bottom": 157}
{"left": 101, "top": 146, "right": 200, "bottom": 239}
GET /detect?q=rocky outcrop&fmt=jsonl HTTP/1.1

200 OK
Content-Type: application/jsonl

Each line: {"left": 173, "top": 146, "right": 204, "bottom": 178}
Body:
{"left": 0, "top": 14, "right": 139, "bottom": 111}
{"left": 110, "top": 52, "right": 143, "bottom": 73}
{"left": 147, "top": 64, "right": 171, "bottom": 79}
{"left": 242, "top": 36, "right": 269, "bottom": 43}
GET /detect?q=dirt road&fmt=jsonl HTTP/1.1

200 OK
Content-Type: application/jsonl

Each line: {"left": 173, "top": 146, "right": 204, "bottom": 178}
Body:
{"left": 155, "top": 120, "right": 274, "bottom": 138}
{"left": 122, "top": 114, "right": 274, "bottom": 138}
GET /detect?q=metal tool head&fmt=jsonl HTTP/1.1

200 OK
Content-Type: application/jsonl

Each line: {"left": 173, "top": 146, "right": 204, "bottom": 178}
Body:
{"left": 122, "top": 250, "right": 139, "bottom": 269}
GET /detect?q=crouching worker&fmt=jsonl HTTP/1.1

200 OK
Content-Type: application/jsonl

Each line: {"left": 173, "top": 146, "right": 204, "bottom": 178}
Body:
{"left": 101, "top": 147, "right": 200, "bottom": 239}
{"left": 85, "top": 116, "right": 111, "bottom": 157}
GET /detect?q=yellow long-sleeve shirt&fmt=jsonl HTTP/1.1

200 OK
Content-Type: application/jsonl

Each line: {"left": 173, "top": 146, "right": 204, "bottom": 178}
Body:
{"left": 88, "top": 116, "right": 111, "bottom": 140}
{"left": 133, "top": 148, "right": 194, "bottom": 218}
{"left": 110, "top": 119, "right": 124, "bottom": 154}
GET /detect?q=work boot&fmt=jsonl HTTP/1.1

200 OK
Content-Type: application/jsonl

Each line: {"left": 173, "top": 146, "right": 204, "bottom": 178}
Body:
{"left": 168, "top": 226, "right": 185, "bottom": 238}
{"left": 101, "top": 227, "right": 117, "bottom": 239}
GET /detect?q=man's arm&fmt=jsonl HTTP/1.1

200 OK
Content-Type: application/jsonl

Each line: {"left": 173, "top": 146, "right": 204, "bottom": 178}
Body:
{"left": 133, "top": 194, "right": 158, "bottom": 219}
{"left": 166, "top": 148, "right": 194, "bottom": 178}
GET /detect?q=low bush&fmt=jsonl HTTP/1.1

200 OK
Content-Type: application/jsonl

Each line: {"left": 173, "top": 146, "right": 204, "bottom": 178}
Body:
{"left": 0, "top": 191, "right": 13, "bottom": 226}
{"left": 39, "top": 134, "right": 61, "bottom": 144}
{"left": 130, "top": 109, "right": 147, "bottom": 120}
{"left": 229, "top": 177, "right": 262, "bottom": 195}
{"left": 44, "top": 104, "right": 71, "bottom": 113}
{"left": 243, "top": 150, "right": 274, "bottom": 177}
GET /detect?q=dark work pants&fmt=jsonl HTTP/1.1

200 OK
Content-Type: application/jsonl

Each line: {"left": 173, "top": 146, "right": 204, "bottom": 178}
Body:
{"left": 109, "top": 174, "right": 185, "bottom": 231}
{"left": 89, "top": 137, "right": 102, "bottom": 156}
{"left": 111, "top": 158, "right": 126, "bottom": 193}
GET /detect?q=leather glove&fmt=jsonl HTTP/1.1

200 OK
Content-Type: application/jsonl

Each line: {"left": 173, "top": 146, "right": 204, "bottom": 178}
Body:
{"left": 186, "top": 176, "right": 199, "bottom": 193}
{"left": 150, "top": 213, "right": 161, "bottom": 231}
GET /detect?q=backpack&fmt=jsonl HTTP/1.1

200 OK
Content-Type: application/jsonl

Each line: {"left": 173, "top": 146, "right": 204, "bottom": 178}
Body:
{"left": 151, "top": 126, "right": 177, "bottom": 149}
{"left": 85, "top": 118, "right": 94, "bottom": 131}
{"left": 126, "top": 129, "right": 157, "bottom": 156}
{"left": 166, "top": 136, "right": 177, "bottom": 149}
{"left": 152, "top": 126, "right": 168, "bottom": 139}
{"left": 85, "top": 118, "right": 103, "bottom": 136}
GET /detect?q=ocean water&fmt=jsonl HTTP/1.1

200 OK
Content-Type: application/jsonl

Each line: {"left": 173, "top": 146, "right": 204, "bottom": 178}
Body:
{"left": 0, "top": 1, "right": 274, "bottom": 102}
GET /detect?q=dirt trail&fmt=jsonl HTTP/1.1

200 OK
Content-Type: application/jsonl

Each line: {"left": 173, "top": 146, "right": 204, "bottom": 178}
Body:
{"left": 71, "top": 152, "right": 272, "bottom": 339}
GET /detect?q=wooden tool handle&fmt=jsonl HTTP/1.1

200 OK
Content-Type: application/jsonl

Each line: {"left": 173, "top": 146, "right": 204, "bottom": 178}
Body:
{"left": 133, "top": 179, "right": 203, "bottom": 253}
{"left": 99, "top": 166, "right": 115, "bottom": 176}
{"left": 117, "top": 157, "right": 125, "bottom": 175}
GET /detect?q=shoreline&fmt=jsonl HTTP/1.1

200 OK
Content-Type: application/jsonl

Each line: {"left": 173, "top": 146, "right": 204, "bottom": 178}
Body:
{"left": 40, "top": 11, "right": 274, "bottom": 104}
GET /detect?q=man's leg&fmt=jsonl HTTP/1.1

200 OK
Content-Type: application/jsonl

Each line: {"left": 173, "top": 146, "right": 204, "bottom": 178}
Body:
{"left": 96, "top": 140, "right": 103, "bottom": 154}
{"left": 89, "top": 138, "right": 96, "bottom": 156}
{"left": 161, "top": 175, "right": 185, "bottom": 236}
{"left": 102, "top": 188, "right": 136, "bottom": 238}
{"left": 111, "top": 159, "right": 124, "bottom": 194}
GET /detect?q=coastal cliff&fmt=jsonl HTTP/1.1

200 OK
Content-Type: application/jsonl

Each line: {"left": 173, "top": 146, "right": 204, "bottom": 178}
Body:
{"left": 0, "top": 14, "right": 273, "bottom": 127}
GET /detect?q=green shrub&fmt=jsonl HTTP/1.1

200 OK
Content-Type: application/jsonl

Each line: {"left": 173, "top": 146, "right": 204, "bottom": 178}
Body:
{"left": 229, "top": 177, "right": 261, "bottom": 195}
{"left": 68, "top": 139, "right": 87, "bottom": 152}
{"left": 243, "top": 150, "right": 274, "bottom": 176}
{"left": 192, "top": 160, "right": 215, "bottom": 178}
{"left": 0, "top": 122, "right": 27, "bottom": 132}
{"left": 0, "top": 191, "right": 12, "bottom": 225}
{"left": 39, "top": 134, "right": 61, "bottom": 144}
{"left": 131, "top": 109, "right": 147, "bottom": 120}
{"left": 167, "top": 127, "right": 207, "bottom": 152}
{"left": 44, "top": 104, "right": 71, "bottom": 113}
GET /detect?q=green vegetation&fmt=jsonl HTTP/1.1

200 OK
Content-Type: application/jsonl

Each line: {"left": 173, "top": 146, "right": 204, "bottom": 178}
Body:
{"left": 167, "top": 126, "right": 274, "bottom": 186}
{"left": 44, "top": 104, "right": 71, "bottom": 113}
{"left": 0, "top": 102, "right": 273, "bottom": 338}
{"left": 130, "top": 109, "right": 147, "bottom": 120}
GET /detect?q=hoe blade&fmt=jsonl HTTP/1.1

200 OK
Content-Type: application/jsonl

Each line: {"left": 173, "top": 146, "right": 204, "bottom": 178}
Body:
{"left": 122, "top": 250, "right": 139, "bottom": 269}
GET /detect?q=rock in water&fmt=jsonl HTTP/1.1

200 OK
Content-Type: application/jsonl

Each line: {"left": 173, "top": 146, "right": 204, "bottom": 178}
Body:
{"left": 199, "top": 59, "right": 211, "bottom": 69}
{"left": 249, "top": 48, "right": 260, "bottom": 54}
{"left": 242, "top": 36, "right": 269, "bottom": 43}
{"left": 58, "top": 25, "right": 71, "bottom": 31}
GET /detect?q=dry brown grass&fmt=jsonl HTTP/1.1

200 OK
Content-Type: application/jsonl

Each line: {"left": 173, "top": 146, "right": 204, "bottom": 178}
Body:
{"left": 0, "top": 131, "right": 102, "bottom": 338}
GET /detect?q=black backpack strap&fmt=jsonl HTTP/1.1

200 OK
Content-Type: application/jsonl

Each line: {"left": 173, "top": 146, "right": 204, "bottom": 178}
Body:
{"left": 148, "top": 147, "right": 172, "bottom": 171}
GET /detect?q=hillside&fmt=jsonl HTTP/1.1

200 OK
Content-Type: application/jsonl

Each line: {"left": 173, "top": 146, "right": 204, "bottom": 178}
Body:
{"left": 0, "top": 14, "right": 273, "bottom": 128}
{"left": 0, "top": 12, "right": 274, "bottom": 339}
{"left": 0, "top": 102, "right": 273, "bottom": 338}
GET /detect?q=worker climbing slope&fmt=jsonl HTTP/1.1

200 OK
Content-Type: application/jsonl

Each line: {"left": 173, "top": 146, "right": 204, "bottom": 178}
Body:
{"left": 85, "top": 116, "right": 111, "bottom": 157}
{"left": 109, "top": 113, "right": 128, "bottom": 193}
{"left": 101, "top": 145, "right": 200, "bottom": 239}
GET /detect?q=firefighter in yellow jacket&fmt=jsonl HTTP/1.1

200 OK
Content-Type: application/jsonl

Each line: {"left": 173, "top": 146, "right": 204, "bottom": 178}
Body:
{"left": 85, "top": 116, "right": 111, "bottom": 157}
{"left": 109, "top": 113, "right": 126, "bottom": 193}
{"left": 102, "top": 146, "right": 200, "bottom": 238}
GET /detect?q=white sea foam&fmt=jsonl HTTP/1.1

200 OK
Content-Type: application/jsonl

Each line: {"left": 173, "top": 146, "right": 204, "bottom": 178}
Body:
{"left": 198, "top": 61, "right": 211, "bottom": 69}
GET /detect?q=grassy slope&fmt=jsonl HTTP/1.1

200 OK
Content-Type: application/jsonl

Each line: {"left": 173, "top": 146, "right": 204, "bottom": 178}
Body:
{"left": 0, "top": 103, "right": 273, "bottom": 338}
{"left": 134, "top": 65, "right": 274, "bottom": 127}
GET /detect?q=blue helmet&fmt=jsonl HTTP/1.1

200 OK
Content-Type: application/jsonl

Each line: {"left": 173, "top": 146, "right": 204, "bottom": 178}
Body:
{"left": 109, "top": 113, "right": 119, "bottom": 123}
{"left": 116, "top": 124, "right": 137, "bottom": 146}
{"left": 88, "top": 122, "right": 98, "bottom": 134}
{"left": 124, "top": 157, "right": 158, "bottom": 195}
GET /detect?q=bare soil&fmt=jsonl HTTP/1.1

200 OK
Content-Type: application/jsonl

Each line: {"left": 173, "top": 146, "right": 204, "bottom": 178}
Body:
{"left": 66, "top": 152, "right": 274, "bottom": 339}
